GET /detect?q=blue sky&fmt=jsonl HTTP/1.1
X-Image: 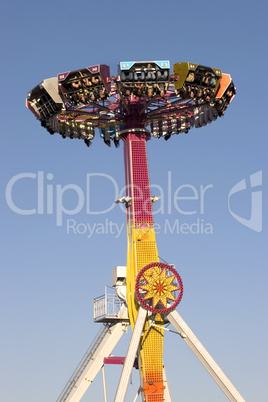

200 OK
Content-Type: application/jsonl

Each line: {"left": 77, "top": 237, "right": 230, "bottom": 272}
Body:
{"left": 0, "top": 0, "right": 267, "bottom": 401}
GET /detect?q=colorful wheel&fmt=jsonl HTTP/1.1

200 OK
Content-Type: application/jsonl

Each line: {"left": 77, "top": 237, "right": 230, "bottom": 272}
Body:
{"left": 135, "top": 262, "right": 183, "bottom": 314}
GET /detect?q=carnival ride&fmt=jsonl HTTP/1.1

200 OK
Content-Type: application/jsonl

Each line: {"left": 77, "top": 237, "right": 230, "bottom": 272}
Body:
{"left": 26, "top": 60, "right": 243, "bottom": 402}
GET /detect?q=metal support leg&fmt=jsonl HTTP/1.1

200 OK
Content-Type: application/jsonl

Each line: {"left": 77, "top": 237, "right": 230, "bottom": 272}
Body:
{"left": 102, "top": 365, "right": 107, "bottom": 402}
{"left": 133, "top": 388, "right": 141, "bottom": 402}
{"left": 57, "top": 306, "right": 129, "bottom": 402}
{"left": 114, "top": 307, "right": 148, "bottom": 402}
{"left": 163, "top": 364, "right": 172, "bottom": 402}
{"left": 167, "top": 310, "right": 245, "bottom": 402}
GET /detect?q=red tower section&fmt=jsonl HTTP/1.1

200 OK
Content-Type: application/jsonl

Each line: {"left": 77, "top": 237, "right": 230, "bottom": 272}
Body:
{"left": 123, "top": 131, "right": 154, "bottom": 228}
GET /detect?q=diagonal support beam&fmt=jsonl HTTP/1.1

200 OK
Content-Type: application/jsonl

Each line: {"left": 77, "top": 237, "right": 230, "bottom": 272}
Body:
{"left": 114, "top": 306, "right": 148, "bottom": 402}
{"left": 167, "top": 310, "right": 245, "bottom": 402}
{"left": 57, "top": 306, "right": 129, "bottom": 402}
{"left": 163, "top": 364, "right": 172, "bottom": 402}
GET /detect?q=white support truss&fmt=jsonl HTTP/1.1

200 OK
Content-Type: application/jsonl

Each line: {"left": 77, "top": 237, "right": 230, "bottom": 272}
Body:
{"left": 114, "top": 306, "right": 148, "bottom": 402}
{"left": 57, "top": 305, "right": 128, "bottom": 402}
{"left": 163, "top": 364, "right": 172, "bottom": 402}
{"left": 57, "top": 304, "right": 245, "bottom": 402}
{"left": 167, "top": 309, "right": 245, "bottom": 402}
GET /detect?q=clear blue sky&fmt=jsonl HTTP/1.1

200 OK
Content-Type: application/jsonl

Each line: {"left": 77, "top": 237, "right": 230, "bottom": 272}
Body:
{"left": 1, "top": 1, "right": 267, "bottom": 401}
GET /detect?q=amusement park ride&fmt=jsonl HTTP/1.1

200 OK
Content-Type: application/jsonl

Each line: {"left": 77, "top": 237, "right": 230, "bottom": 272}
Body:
{"left": 26, "top": 60, "right": 244, "bottom": 401}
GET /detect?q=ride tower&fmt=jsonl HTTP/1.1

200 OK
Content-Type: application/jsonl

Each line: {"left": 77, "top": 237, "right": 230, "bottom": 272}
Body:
{"left": 26, "top": 60, "right": 243, "bottom": 402}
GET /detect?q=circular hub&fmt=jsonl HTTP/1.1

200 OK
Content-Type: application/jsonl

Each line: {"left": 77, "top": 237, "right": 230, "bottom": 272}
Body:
{"left": 135, "top": 262, "right": 183, "bottom": 314}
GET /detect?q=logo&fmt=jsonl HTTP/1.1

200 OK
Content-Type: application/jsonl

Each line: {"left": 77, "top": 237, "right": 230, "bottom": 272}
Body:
{"left": 5, "top": 170, "right": 263, "bottom": 236}
{"left": 228, "top": 170, "right": 262, "bottom": 232}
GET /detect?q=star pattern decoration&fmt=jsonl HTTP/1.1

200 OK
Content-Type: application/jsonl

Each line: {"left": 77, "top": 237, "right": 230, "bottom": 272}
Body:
{"left": 139, "top": 266, "right": 180, "bottom": 309}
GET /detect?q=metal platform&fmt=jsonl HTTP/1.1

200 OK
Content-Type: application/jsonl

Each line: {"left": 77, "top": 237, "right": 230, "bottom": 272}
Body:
{"left": 94, "top": 286, "right": 128, "bottom": 323}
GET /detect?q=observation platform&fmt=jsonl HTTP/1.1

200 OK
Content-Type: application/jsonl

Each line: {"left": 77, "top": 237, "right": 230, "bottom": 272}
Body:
{"left": 94, "top": 286, "right": 128, "bottom": 323}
